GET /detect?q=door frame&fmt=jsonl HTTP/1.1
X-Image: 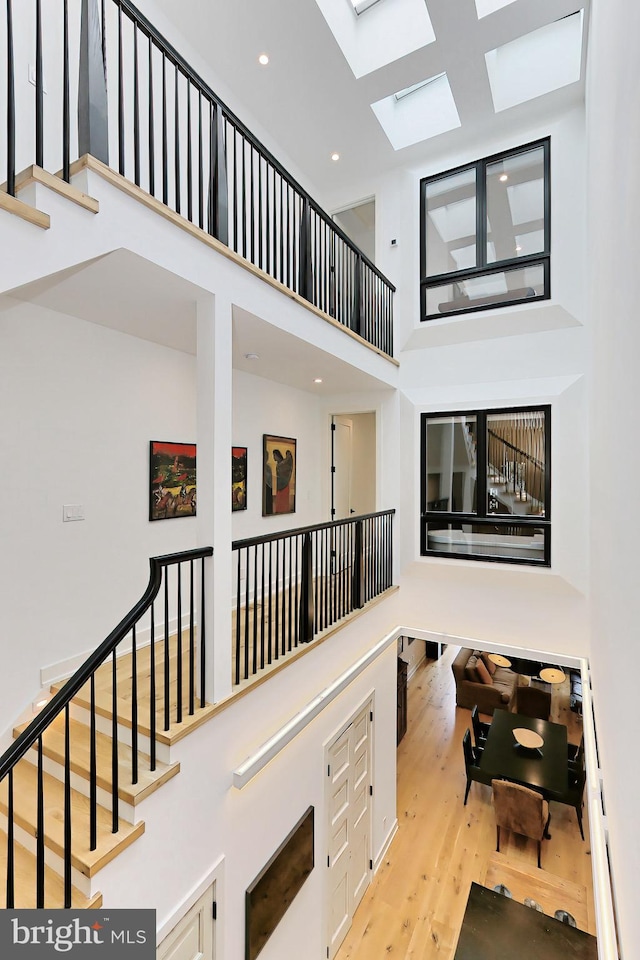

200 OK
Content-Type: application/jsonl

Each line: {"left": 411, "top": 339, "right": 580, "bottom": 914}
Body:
{"left": 323, "top": 693, "right": 375, "bottom": 960}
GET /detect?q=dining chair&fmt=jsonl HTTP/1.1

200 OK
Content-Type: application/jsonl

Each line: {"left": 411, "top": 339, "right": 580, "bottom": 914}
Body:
{"left": 548, "top": 762, "right": 587, "bottom": 840}
{"left": 471, "top": 704, "right": 491, "bottom": 749}
{"left": 515, "top": 684, "right": 552, "bottom": 721}
{"left": 568, "top": 733, "right": 584, "bottom": 764}
{"left": 462, "top": 729, "right": 492, "bottom": 805}
{"left": 492, "top": 779, "right": 551, "bottom": 868}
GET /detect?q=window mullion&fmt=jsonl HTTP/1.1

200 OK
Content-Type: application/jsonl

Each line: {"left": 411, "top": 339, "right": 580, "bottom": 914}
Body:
{"left": 476, "top": 411, "right": 488, "bottom": 518}
{"left": 476, "top": 160, "right": 487, "bottom": 270}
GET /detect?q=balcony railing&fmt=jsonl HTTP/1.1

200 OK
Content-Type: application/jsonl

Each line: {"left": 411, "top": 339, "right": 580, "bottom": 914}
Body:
{"left": 1, "top": 0, "right": 395, "bottom": 356}
{"left": 232, "top": 510, "right": 395, "bottom": 686}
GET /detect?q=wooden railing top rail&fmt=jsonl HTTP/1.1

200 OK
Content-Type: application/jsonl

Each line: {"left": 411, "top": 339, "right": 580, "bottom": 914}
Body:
{"left": 488, "top": 428, "right": 544, "bottom": 469}
{"left": 232, "top": 509, "right": 396, "bottom": 551}
{"left": 113, "top": 0, "right": 395, "bottom": 291}
{"left": 0, "top": 546, "right": 213, "bottom": 782}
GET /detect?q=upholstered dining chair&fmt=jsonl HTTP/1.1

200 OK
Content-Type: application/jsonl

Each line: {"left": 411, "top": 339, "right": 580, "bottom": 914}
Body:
{"left": 548, "top": 762, "right": 587, "bottom": 840}
{"left": 515, "top": 684, "right": 552, "bottom": 721}
{"left": 462, "top": 729, "right": 492, "bottom": 805}
{"left": 492, "top": 779, "right": 551, "bottom": 868}
{"left": 471, "top": 704, "right": 491, "bottom": 749}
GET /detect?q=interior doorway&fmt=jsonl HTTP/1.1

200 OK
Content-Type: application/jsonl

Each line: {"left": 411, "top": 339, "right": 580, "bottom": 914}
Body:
{"left": 331, "top": 413, "right": 376, "bottom": 520}
{"left": 332, "top": 198, "right": 375, "bottom": 263}
{"left": 157, "top": 881, "right": 216, "bottom": 960}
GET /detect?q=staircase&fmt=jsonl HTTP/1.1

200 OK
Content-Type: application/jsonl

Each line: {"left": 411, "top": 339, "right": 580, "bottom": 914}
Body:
{"left": 0, "top": 548, "right": 214, "bottom": 909}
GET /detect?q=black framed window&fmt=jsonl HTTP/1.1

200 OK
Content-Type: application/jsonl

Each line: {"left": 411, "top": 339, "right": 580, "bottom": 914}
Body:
{"left": 420, "top": 138, "right": 550, "bottom": 320}
{"left": 420, "top": 406, "right": 551, "bottom": 566}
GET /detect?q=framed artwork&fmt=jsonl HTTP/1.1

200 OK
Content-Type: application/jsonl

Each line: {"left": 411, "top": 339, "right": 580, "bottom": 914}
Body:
{"left": 263, "top": 435, "right": 296, "bottom": 516}
{"left": 232, "top": 446, "right": 248, "bottom": 512}
{"left": 149, "top": 441, "right": 197, "bottom": 521}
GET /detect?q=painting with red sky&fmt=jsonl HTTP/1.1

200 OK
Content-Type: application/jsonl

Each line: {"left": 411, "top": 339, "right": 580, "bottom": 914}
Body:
{"left": 149, "top": 441, "right": 197, "bottom": 521}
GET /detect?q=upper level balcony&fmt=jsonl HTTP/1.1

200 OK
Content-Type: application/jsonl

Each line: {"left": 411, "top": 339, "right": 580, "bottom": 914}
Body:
{"left": 0, "top": 0, "right": 394, "bottom": 358}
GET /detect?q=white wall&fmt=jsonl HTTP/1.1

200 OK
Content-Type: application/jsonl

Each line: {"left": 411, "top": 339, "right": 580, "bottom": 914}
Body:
{"left": 231, "top": 370, "right": 328, "bottom": 539}
{"left": 0, "top": 300, "right": 198, "bottom": 736}
{"left": 587, "top": 1, "right": 640, "bottom": 956}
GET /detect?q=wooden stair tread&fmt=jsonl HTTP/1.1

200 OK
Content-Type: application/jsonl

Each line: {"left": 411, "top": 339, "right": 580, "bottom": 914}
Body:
{"left": 13, "top": 715, "right": 180, "bottom": 805}
{"left": 0, "top": 828, "right": 102, "bottom": 909}
{"left": 484, "top": 852, "right": 589, "bottom": 931}
{"left": 0, "top": 761, "right": 144, "bottom": 877}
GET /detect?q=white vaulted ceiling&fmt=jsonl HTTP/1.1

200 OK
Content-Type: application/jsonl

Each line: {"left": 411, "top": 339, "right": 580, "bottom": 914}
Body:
{"left": 149, "top": 0, "right": 589, "bottom": 201}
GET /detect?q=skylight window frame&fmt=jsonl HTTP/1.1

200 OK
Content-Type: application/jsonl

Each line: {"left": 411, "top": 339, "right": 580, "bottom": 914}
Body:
{"left": 349, "top": 0, "right": 384, "bottom": 15}
{"left": 419, "top": 137, "right": 551, "bottom": 321}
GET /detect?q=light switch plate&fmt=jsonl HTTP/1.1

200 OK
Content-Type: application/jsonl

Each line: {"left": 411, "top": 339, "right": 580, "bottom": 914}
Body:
{"left": 63, "top": 504, "right": 85, "bottom": 522}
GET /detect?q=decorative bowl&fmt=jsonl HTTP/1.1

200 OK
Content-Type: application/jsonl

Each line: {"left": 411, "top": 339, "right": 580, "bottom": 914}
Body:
{"left": 513, "top": 728, "right": 544, "bottom": 750}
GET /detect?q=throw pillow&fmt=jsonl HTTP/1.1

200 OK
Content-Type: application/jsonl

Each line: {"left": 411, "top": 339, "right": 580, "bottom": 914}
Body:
{"left": 476, "top": 658, "right": 493, "bottom": 685}
{"left": 465, "top": 655, "right": 479, "bottom": 682}
{"left": 480, "top": 652, "right": 497, "bottom": 676}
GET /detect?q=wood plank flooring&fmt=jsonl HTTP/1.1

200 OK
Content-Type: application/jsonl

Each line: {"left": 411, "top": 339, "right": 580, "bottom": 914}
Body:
{"left": 335, "top": 644, "right": 594, "bottom": 960}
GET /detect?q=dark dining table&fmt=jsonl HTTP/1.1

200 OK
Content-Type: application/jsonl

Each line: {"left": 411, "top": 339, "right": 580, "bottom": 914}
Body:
{"left": 480, "top": 709, "right": 568, "bottom": 796}
{"left": 454, "top": 883, "right": 598, "bottom": 960}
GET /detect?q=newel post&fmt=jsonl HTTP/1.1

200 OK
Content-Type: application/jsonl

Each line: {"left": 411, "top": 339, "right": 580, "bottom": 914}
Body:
{"left": 299, "top": 532, "right": 315, "bottom": 643}
{"left": 351, "top": 253, "right": 362, "bottom": 336}
{"left": 298, "top": 197, "right": 313, "bottom": 302}
{"left": 208, "top": 104, "right": 228, "bottom": 244}
{"left": 78, "top": 0, "right": 109, "bottom": 163}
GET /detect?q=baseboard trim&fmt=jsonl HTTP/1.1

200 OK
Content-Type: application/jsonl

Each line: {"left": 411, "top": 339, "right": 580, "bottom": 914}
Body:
{"left": 374, "top": 819, "right": 398, "bottom": 873}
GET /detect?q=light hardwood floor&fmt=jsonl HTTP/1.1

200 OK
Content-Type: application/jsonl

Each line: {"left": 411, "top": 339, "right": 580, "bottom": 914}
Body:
{"left": 336, "top": 644, "right": 594, "bottom": 960}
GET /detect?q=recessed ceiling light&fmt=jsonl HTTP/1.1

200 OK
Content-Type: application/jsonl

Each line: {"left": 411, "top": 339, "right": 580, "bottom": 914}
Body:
{"left": 515, "top": 244, "right": 522, "bottom": 252}
{"left": 313, "top": 378, "right": 323, "bottom": 384}
{"left": 499, "top": 173, "right": 508, "bottom": 182}
{"left": 244, "top": 352, "right": 260, "bottom": 360}
{"left": 331, "top": 152, "right": 340, "bottom": 162}
{"left": 258, "top": 53, "right": 269, "bottom": 66}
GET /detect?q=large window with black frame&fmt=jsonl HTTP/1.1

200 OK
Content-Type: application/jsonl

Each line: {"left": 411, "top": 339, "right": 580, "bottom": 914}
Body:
{"left": 420, "top": 138, "right": 550, "bottom": 320}
{"left": 420, "top": 406, "right": 551, "bottom": 565}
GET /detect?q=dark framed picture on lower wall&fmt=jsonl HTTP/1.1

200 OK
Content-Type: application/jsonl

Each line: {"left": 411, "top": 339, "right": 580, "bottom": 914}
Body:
{"left": 262, "top": 434, "right": 296, "bottom": 516}
{"left": 232, "top": 446, "right": 248, "bottom": 511}
{"left": 149, "top": 441, "right": 197, "bottom": 521}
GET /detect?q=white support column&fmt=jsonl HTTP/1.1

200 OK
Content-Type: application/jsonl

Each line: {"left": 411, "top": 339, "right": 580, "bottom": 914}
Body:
{"left": 197, "top": 293, "right": 233, "bottom": 704}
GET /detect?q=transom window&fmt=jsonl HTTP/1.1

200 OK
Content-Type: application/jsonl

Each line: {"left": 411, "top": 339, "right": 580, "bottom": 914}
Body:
{"left": 420, "top": 139, "right": 550, "bottom": 320}
{"left": 420, "top": 406, "right": 551, "bottom": 565}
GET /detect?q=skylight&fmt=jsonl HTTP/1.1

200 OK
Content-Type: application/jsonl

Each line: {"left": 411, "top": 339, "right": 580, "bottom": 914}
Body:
{"left": 485, "top": 10, "right": 584, "bottom": 112}
{"left": 371, "top": 72, "right": 460, "bottom": 150}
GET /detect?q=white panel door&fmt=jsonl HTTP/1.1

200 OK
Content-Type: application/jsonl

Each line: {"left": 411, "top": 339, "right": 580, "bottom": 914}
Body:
{"left": 157, "top": 883, "right": 215, "bottom": 960}
{"left": 326, "top": 705, "right": 372, "bottom": 959}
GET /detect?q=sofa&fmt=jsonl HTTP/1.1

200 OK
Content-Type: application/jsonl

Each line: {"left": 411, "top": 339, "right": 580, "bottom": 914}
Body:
{"left": 451, "top": 647, "right": 518, "bottom": 715}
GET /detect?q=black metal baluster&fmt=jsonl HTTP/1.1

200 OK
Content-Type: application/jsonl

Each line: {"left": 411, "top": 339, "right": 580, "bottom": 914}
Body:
{"left": 250, "top": 145, "right": 255, "bottom": 264}
{"left": 36, "top": 737, "right": 45, "bottom": 907}
{"left": 252, "top": 545, "right": 258, "bottom": 674}
{"left": 198, "top": 94, "right": 204, "bottom": 228}
{"left": 111, "top": 649, "right": 119, "bottom": 832}
{"left": 117, "top": 4, "right": 124, "bottom": 174}
{"left": 235, "top": 549, "right": 241, "bottom": 685}
{"left": 62, "top": 0, "right": 70, "bottom": 182}
{"left": 199, "top": 557, "right": 206, "bottom": 707}
{"left": 274, "top": 539, "right": 280, "bottom": 659}
{"left": 63, "top": 704, "right": 72, "bottom": 908}
{"left": 34, "top": 0, "right": 44, "bottom": 168}
{"left": 90, "top": 673, "right": 97, "bottom": 849}
{"left": 186, "top": 83, "right": 192, "bottom": 222}
{"left": 260, "top": 543, "right": 265, "bottom": 669}
{"left": 5, "top": 0, "right": 15, "bottom": 197}
{"left": 133, "top": 21, "right": 140, "bottom": 185}
{"left": 243, "top": 547, "right": 250, "bottom": 679}
{"left": 241, "top": 137, "right": 247, "bottom": 258}
{"left": 149, "top": 601, "right": 156, "bottom": 770}
{"left": 5, "top": 768, "right": 14, "bottom": 907}
{"left": 162, "top": 54, "right": 168, "bottom": 204}
{"left": 189, "top": 559, "right": 195, "bottom": 715}
{"left": 176, "top": 562, "right": 182, "bottom": 723}
{"left": 131, "top": 624, "right": 138, "bottom": 784}
{"left": 148, "top": 36, "right": 155, "bottom": 194}
{"left": 267, "top": 541, "right": 273, "bottom": 664}
{"left": 294, "top": 534, "right": 299, "bottom": 647}
{"left": 279, "top": 177, "right": 284, "bottom": 284}
{"left": 233, "top": 127, "right": 238, "bottom": 250}
{"left": 287, "top": 536, "right": 293, "bottom": 651}
{"left": 323, "top": 527, "right": 328, "bottom": 630}
{"left": 258, "top": 155, "right": 263, "bottom": 269}
{"left": 286, "top": 183, "right": 291, "bottom": 289}
{"left": 174, "top": 63, "right": 180, "bottom": 213}
{"left": 266, "top": 163, "right": 271, "bottom": 275}
{"left": 163, "top": 567, "right": 170, "bottom": 730}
